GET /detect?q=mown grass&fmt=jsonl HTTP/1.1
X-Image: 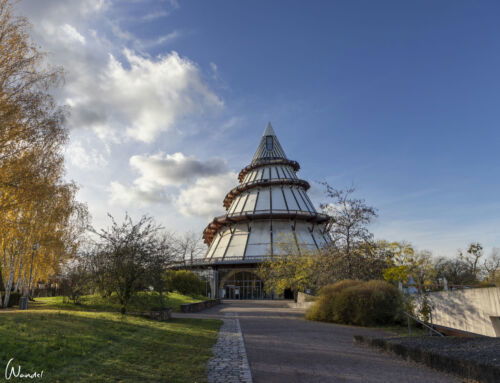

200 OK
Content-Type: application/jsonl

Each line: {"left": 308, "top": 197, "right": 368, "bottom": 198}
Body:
{"left": 0, "top": 309, "right": 220, "bottom": 382}
{"left": 34, "top": 291, "right": 206, "bottom": 313}
{"left": 1, "top": 293, "right": 219, "bottom": 382}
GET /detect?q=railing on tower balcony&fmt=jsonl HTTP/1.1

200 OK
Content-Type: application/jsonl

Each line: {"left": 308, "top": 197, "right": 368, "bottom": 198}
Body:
{"left": 223, "top": 178, "right": 310, "bottom": 208}
{"left": 202, "top": 210, "right": 332, "bottom": 244}
{"left": 172, "top": 255, "right": 271, "bottom": 268}
{"left": 238, "top": 158, "right": 300, "bottom": 182}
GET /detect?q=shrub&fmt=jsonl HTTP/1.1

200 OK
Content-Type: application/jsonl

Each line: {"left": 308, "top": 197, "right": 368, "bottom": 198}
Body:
{"left": 306, "top": 280, "right": 363, "bottom": 321}
{"left": 306, "top": 279, "right": 403, "bottom": 326}
{"left": 166, "top": 270, "right": 205, "bottom": 296}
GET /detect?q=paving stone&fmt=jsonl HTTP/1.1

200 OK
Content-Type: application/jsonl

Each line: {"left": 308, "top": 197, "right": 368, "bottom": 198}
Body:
{"left": 207, "top": 313, "right": 253, "bottom": 383}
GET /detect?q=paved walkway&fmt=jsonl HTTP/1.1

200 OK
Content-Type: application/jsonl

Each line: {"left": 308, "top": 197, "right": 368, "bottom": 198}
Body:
{"left": 207, "top": 313, "right": 253, "bottom": 383}
{"left": 177, "top": 300, "right": 461, "bottom": 383}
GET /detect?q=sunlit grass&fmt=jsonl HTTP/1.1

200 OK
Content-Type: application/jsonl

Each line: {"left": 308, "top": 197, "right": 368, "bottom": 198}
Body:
{"left": 0, "top": 309, "right": 220, "bottom": 382}
{"left": 0, "top": 292, "right": 220, "bottom": 382}
{"left": 35, "top": 291, "right": 205, "bottom": 313}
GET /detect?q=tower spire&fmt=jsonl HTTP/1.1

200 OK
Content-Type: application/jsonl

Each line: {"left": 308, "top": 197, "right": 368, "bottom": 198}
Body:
{"left": 252, "top": 122, "right": 287, "bottom": 162}
{"left": 263, "top": 122, "right": 275, "bottom": 136}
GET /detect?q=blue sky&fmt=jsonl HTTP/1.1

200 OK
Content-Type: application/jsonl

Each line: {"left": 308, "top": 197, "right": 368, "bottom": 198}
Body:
{"left": 17, "top": 0, "right": 500, "bottom": 257}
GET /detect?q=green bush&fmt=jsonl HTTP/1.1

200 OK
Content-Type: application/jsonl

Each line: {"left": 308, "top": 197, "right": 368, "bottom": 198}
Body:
{"left": 166, "top": 271, "right": 205, "bottom": 296}
{"left": 306, "top": 280, "right": 363, "bottom": 321}
{"left": 306, "top": 279, "right": 403, "bottom": 326}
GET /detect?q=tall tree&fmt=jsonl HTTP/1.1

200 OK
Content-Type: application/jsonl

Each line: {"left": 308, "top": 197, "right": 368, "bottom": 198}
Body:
{"left": 0, "top": 0, "right": 86, "bottom": 307}
{"left": 483, "top": 248, "right": 500, "bottom": 284}
{"left": 320, "top": 183, "right": 377, "bottom": 278}
{"left": 459, "top": 242, "right": 484, "bottom": 282}
{"left": 174, "top": 231, "right": 205, "bottom": 264}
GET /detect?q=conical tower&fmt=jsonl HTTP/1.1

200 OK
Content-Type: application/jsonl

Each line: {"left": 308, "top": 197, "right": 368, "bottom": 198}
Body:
{"left": 203, "top": 123, "right": 332, "bottom": 265}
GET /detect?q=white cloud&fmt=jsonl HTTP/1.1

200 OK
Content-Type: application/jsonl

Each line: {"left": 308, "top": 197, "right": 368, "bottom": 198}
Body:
{"left": 109, "top": 152, "right": 234, "bottom": 217}
{"left": 109, "top": 181, "right": 170, "bottom": 207}
{"left": 176, "top": 173, "right": 237, "bottom": 217}
{"left": 67, "top": 49, "right": 223, "bottom": 143}
{"left": 15, "top": 0, "right": 232, "bottom": 233}
{"left": 149, "top": 31, "right": 180, "bottom": 47}
{"left": 130, "top": 152, "right": 228, "bottom": 187}
{"left": 65, "top": 140, "right": 108, "bottom": 169}
{"left": 141, "top": 10, "right": 170, "bottom": 21}
{"left": 17, "top": 1, "right": 222, "bottom": 144}
{"left": 60, "top": 24, "right": 86, "bottom": 44}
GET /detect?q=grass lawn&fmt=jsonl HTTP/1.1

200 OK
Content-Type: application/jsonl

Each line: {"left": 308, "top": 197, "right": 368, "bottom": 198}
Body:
{"left": 0, "top": 293, "right": 220, "bottom": 382}
{"left": 0, "top": 309, "right": 221, "bottom": 382}
{"left": 34, "top": 291, "right": 205, "bottom": 313}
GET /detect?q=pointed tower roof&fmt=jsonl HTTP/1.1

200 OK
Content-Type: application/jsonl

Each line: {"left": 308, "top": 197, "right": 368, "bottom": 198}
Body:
{"left": 251, "top": 122, "right": 287, "bottom": 163}
{"left": 201, "top": 122, "right": 332, "bottom": 260}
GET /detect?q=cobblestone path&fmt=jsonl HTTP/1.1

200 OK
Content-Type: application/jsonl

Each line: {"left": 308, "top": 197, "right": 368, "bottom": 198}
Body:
{"left": 207, "top": 313, "right": 253, "bottom": 383}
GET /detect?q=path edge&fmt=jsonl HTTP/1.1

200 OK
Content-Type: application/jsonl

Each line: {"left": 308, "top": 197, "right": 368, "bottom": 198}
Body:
{"left": 353, "top": 335, "right": 500, "bottom": 383}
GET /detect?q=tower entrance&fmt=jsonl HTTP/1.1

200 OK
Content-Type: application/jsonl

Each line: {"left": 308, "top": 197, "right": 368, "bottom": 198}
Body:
{"left": 222, "top": 271, "right": 265, "bottom": 299}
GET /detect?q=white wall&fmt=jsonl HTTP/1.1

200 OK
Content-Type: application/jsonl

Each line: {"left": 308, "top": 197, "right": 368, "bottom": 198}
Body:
{"left": 428, "top": 287, "right": 500, "bottom": 337}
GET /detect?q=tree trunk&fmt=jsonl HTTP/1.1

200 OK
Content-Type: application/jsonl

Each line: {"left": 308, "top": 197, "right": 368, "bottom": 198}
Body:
{"left": 14, "top": 256, "right": 24, "bottom": 292}
{"left": 3, "top": 267, "right": 15, "bottom": 308}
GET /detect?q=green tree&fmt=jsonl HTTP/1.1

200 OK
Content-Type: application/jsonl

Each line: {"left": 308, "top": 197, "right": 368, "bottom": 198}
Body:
{"left": 166, "top": 270, "right": 205, "bottom": 296}
{"left": 459, "top": 242, "right": 483, "bottom": 282}
{"left": 89, "top": 214, "right": 171, "bottom": 314}
{"left": 258, "top": 240, "right": 316, "bottom": 301}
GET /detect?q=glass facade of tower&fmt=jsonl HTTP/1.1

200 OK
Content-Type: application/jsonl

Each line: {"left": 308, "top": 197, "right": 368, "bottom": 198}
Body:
{"left": 192, "top": 124, "right": 332, "bottom": 299}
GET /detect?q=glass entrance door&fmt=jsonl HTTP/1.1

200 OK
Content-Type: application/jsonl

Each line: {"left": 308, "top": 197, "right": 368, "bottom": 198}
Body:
{"left": 223, "top": 272, "right": 265, "bottom": 299}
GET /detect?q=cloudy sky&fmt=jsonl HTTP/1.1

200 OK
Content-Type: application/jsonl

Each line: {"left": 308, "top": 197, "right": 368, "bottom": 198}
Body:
{"left": 15, "top": 0, "right": 500, "bottom": 257}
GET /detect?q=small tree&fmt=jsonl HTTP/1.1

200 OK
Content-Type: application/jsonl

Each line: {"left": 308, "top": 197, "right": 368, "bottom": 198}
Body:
{"left": 166, "top": 270, "right": 205, "bottom": 296}
{"left": 60, "top": 258, "right": 90, "bottom": 304}
{"left": 458, "top": 243, "right": 483, "bottom": 282}
{"left": 89, "top": 214, "right": 168, "bottom": 314}
{"left": 146, "top": 233, "right": 177, "bottom": 308}
{"left": 258, "top": 239, "right": 316, "bottom": 301}
{"left": 320, "top": 184, "right": 377, "bottom": 278}
{"left": 484, "top": 248, "right": 500, "bottom": 284}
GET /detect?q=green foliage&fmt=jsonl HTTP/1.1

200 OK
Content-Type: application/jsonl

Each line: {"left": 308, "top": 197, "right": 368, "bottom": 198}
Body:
{"left": 258, "top": 237, "right": 317, "bottom": 299}
{"left": 383, "top": 265, "right": 410, "bottom": 283}
{"left": 166, "top": 270, "right": 205, "bottom": 296}
{"left": 306, "top": 280, "right": 403, "bottom": 326}
{"left": 306, "top": 280, "right": 363, "bottom": 321}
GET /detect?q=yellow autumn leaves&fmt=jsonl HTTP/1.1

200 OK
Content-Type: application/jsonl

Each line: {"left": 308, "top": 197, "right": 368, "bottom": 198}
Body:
{"left": 0, "top": 0, "right": 87, "bottom": 307}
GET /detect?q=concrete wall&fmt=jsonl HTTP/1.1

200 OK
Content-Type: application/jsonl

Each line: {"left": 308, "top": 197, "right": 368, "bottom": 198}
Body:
{"left": 287, "top": 292, "right": 316, "bottom": 310}
{"left": 428, "top": 287, "right": 500, "bottom": 337}
{"left": 180, "top": 299, "right": 221, "bottom": 313}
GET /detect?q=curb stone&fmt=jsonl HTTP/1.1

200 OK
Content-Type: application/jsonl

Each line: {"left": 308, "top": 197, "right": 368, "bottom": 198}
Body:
{"left": 353, "top": 335, "right": 500, "bottom": 383}
{"left": 207, "top": 313, "right": 253, "bottom": 383}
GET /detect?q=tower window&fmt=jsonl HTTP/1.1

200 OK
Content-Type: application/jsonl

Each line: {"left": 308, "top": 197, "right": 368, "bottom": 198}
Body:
{"left": 265, "top": 136, "right": 274, "bottom": 151}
